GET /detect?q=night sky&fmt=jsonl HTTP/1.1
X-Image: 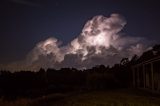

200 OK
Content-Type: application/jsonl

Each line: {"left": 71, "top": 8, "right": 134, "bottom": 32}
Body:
{"left": 0, "top": 0, "right": 160, "bottom": 64}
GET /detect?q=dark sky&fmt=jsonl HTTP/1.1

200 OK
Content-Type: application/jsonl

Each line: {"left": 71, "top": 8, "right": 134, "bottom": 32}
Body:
{"left": 0, "top": 0, "right": 160, "bottom": 64}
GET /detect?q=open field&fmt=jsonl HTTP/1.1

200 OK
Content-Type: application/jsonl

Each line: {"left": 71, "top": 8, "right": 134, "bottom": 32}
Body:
{"left": 0, "top": 89, "right": 160, "bottom": 106}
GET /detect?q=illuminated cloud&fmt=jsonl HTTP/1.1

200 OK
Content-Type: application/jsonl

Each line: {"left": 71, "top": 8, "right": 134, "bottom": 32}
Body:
{"left": 27, "top": 37, "right": 64, "bottom": 63}
{"left": 69, "top": 14, "right": 127, "bottom": 60}
{"left": 3, "top": 13, "right": 153, "bottom": 70}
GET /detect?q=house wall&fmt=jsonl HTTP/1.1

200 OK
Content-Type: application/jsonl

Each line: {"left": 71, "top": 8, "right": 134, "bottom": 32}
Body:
{"left": 132, "top": 58, "right": 160, "bottom": 92}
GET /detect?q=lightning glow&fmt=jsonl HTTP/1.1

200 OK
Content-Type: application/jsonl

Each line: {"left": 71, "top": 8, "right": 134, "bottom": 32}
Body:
{"left": 4, "top": 13, "right": 152, "bottom": 70}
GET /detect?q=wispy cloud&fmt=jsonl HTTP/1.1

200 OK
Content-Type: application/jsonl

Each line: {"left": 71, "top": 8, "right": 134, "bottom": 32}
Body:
{"left": 11, "top": 0, "right": 40, "bottom": 7}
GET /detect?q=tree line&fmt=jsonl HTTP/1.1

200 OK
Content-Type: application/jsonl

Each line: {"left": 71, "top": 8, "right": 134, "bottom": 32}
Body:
{"left": 0, "top": 44, "right": 159, "bottom": 99}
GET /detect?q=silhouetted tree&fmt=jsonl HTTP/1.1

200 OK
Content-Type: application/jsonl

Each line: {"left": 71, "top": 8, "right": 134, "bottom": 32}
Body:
{"left": 120, "top": 58, "right": 129, "bottom": 66}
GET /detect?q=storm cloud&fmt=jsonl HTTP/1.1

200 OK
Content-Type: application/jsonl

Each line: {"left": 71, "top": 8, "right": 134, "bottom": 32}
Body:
{"left": 3, "top": 14, "right": 152, "bottom": 71}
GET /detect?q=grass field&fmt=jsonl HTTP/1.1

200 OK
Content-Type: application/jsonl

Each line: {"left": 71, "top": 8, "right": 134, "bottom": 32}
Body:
{"left": 1, "top": 89, "right": 160, "bottom": 106}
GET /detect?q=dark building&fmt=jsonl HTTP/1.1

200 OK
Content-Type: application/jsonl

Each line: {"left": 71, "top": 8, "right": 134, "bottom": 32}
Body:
{"left": 132, "top": 56, "right": 160, "bottom": 92}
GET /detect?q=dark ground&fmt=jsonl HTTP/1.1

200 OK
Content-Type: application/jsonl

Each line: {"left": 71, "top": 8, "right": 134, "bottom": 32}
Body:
{"left": 1, "top": 89, "right": 160, "bottom": 106}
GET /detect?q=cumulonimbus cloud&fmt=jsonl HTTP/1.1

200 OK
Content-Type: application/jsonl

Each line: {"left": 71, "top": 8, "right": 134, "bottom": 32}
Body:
{"left": 3, "top": 13, "right": 154, "bottom": 71}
